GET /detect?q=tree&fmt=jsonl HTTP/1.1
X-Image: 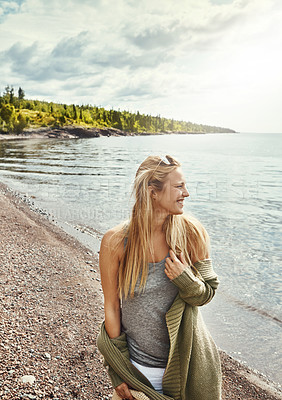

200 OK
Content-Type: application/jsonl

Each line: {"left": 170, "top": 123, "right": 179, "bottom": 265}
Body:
{"left": 0, "top": 103, "right": 16, "bottom": 132}
{"left": 2, "top": 85, "right": 12, "bottom": 103}
{"left": 59, "top": 115, "right": 67, "bottom": 126}
{"left": 14, "top": 112, "right": 28, "bottom": 133}
{"left": 18, "top": 87, "right": 25, "bottom": 100}
{"left": 9, "top": 87, "right": 15, "bottom": 104}
{"left": 72, "top": 104, "right": 78, "bottom": 120}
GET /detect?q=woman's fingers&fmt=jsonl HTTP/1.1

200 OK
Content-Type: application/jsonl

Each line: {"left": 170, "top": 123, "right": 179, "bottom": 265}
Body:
{"left": 169, "top": 249, "right": 177, "bottom": 260}
{"left": 165, "top": 250, "right": 186, "bottom": 279}
{"left": 115, "top": 382, "right": 135, "bottom": 400}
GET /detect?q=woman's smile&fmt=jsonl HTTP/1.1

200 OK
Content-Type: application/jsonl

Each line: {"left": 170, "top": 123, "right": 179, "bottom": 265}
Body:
{"left": 177, "top": 199, "right": 184, "bottom": 207}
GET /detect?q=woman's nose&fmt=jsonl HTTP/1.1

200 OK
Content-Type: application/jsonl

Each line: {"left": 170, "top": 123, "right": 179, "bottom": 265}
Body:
{"left": 183, "top": 187, "right": 189, "bottom": 197}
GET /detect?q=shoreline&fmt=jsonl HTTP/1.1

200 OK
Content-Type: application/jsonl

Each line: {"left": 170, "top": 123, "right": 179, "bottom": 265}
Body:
{"left": 0, "top": 182, "right": 281, "bottom": 400}
{"left": 0, "top": 125, "right": 237, "bottom": 141}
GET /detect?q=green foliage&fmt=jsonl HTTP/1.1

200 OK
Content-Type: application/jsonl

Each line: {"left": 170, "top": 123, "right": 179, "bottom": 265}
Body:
{"left": 14, "top": 112, "right": 28, "bottom": 133}
{"left": 0, "top": 103, "right": 15, "bottom": 123}
{"left": 0, "top": 103, "right": 16, "bottom": 131}
{"left": 0, "top": 86, "right": 235, "bottom": 134}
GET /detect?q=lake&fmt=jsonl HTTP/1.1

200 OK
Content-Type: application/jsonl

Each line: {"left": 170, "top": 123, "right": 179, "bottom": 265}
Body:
{"left": 0, "top": 132, "right": 281, "bottom": 383}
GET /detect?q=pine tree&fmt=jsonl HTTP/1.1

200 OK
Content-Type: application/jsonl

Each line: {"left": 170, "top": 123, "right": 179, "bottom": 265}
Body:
{"left": 72, "top": 104, "right": 78, "bottom": 120}
{"left": 9, "top": 87, "right": 15, "bottom": 104}
{"left": 18, "top": 87, "right": 25, "bottom": 100}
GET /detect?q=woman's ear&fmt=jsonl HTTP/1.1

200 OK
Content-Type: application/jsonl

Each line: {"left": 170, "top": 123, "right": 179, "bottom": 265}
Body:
{"left": 148, "top": 185, "right": 156, "bottom": 199}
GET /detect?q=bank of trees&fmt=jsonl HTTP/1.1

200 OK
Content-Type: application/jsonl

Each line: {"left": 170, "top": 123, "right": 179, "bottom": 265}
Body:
{"left": 0, "top": 86, "right": 234, "bottom": 134}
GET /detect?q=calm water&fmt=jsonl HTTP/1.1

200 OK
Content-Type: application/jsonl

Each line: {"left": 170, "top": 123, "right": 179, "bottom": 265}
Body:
{"left": 0, "top": 132, "right": 281, "bottom": 383}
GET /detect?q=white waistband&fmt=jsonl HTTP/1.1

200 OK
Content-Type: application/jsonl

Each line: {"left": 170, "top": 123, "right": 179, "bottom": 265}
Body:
{"left": 130, "top": 359, "right": 165, "bottom": 393}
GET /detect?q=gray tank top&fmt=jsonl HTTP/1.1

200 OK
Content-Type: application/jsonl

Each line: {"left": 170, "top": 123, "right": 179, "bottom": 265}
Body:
{"left": 121, "top": 254, "right": 178, "bottom": 368}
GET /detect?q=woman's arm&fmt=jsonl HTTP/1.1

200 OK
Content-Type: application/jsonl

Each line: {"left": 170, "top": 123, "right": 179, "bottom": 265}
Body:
{"left": 99, "top": 229, "right": 135, "bottom": 400}
{"left": 99, "top": 228, "right": 122, "bottom": 338}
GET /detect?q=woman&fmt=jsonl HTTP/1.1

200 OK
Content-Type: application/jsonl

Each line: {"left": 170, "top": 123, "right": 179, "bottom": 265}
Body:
{"left": 97, "top": 155, "right": 222, "bottom": 400}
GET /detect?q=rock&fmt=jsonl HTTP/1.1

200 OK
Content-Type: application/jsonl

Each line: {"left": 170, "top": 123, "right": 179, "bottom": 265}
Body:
{"left": 23, "top": 394, "right": 37, "bottom": 399}
{"left": 44, "top": 352, "right": 51, "bottom": 360}
{"left": 19, "top": 375, "right": 36, "bottom": 384}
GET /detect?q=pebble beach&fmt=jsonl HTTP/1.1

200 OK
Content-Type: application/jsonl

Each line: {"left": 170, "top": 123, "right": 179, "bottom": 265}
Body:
{"left": 0, "top": 181, "right": 281, "bottom": 400}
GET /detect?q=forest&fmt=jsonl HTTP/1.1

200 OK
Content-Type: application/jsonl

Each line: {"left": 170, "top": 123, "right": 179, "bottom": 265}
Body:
{"left": 0, "top": 86, "right": 235, "bottom": 135}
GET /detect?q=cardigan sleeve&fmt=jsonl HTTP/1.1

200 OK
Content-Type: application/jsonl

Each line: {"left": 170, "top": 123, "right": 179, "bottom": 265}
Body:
{"left": 105, "top": 362, "right": 125, "bottom": 388}
{"left": 171, "top": 259, "right": 219, "bottom": 306}
{"left": 97, "top": 330, "right": 129, "bottom": 388}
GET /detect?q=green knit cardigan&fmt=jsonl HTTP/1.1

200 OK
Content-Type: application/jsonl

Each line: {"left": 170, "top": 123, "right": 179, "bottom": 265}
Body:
{"left": 97, "top": 259, "right": 222, "bottom": 400}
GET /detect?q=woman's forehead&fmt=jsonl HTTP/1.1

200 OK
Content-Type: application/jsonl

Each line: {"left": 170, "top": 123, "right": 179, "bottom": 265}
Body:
{"left": 163, "top": 167, "right": 186, "bottom": 186}
{"left": 168, "top": 167, "right": 186, "bottom": 182}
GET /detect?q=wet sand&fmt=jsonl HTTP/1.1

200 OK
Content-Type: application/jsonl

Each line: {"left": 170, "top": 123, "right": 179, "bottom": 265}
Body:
{"left": 0, "top": 182, "right": 281, "bottom": 399}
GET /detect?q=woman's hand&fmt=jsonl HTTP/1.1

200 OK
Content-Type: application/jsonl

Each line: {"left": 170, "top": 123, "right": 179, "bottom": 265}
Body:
{"left": 165, "top": 250, "right": 187, "bottom": 280}
{"left": 115, "top": 382, "right": 135, "bottom": 399}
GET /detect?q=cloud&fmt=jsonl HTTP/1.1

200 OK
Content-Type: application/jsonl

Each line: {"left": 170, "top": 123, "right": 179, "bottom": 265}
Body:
{"left": 113, "top": 85, "right": 153, "bottom": 101}
{"left": 2, "top": 39, "right": 80, "bottom": 82}
{"left": 0, "top": 1, "right": 21, "bottom": 20}
{"left": 88, "top": 46, "right": 169, "bottom": 70}
{"left": 0, "top": 0, "right": 281, "bottom": 131}
{"left": 127, "top": 25, "right": 185, "bottom": 50}
{"left": 51, "top": 31, "right": 89, "bottom": 59}
{"left": 1, "top": 23, "right": 170, "bottom": 88}
{"left": 5, "top": 41, "right": 37, "bottom": 65}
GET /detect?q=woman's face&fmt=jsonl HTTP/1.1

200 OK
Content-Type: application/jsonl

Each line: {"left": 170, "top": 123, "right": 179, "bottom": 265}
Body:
{"left": 152, "top": 167, "right": 189, "bottom": 215}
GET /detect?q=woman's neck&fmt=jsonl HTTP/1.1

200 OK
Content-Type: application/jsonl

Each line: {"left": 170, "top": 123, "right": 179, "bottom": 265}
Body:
{"left": 152, "top": 211, "right": 169, "bottom": 233}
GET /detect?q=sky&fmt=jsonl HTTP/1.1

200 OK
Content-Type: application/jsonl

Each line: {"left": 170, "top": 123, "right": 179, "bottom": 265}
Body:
{"left": 0, "top": 0, "right": 281, "bottom": 133}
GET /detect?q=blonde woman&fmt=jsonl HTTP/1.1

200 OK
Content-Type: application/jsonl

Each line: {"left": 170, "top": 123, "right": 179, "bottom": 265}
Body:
{"left": 97, "top": 155, "right": 222, "bottom": 400}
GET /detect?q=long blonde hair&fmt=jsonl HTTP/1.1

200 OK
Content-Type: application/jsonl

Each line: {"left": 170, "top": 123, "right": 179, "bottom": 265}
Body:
{"left": 113, "top": 155, "right": 210, "bottom": 298}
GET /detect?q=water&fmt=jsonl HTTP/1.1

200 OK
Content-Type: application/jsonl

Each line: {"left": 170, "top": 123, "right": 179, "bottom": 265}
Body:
{"left": 0, "top": 132, "right": 281, "bottom": 383}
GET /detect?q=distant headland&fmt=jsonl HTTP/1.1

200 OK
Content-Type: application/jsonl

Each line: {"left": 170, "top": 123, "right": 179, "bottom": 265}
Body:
{"left": 0, "top": 86, "right": 236, "bottom": 139}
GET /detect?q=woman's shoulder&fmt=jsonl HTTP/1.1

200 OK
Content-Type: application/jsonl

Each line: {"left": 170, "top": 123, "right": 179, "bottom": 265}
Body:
{"left": 101, "top": 221, "right": 128, "bottom": 257}
{"left": 102, "top": 221, "right": 128, "bottom": 242}
{"left": 102, "top": 225, "right": 121, "bottom": 241}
